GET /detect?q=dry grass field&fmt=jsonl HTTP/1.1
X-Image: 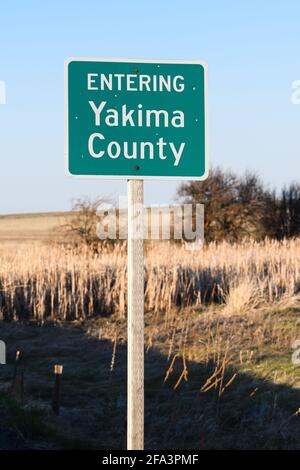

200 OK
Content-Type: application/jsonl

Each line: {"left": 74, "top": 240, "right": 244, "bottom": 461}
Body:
{"left": 0, "top": 212, "right": 71, "bottom": 245}
{"left": 0, "top": 238, "right": 299, "bottom": 320}
{"left": 0, "top": 211, "right": 300, "bottom": 449}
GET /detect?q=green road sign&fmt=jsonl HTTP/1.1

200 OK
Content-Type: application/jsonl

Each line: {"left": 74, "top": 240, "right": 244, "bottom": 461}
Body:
{"left": 65, "top": 58, "right": 208, "bottom": 180}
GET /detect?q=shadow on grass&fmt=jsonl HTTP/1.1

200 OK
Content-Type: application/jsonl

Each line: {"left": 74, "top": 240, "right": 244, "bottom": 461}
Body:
{"left": 0, "top": 321, "right": 300, "bottom": 450}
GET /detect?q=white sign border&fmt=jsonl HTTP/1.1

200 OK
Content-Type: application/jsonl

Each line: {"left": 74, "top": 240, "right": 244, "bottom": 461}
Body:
{"left": 64, "top": 57, "right": 209, "bottom": 181}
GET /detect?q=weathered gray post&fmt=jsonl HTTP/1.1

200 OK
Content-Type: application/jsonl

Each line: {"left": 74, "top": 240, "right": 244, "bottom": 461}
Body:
{"left": 127, "top": 179, "right": 144, "bottom": 450}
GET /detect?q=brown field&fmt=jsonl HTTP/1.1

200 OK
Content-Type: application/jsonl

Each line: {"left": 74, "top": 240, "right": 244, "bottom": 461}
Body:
{"left": 0, "top": 211, "right": 71, "bottom": 245}
{"left": 0, "top": 212, "right": 300, "bottom": 449}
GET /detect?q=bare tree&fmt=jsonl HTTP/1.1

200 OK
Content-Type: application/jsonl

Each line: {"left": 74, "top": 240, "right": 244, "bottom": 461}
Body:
{"left": 278, "top": 183, "right": 300, "bottom": 238}
{"left": 64, "top": 196, "right": 112, "bottom": 248}
{"left": 177, "top": 167, "right": 272, "bottom": 242}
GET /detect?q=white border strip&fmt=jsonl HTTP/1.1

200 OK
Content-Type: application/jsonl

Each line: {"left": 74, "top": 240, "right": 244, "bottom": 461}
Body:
{"left": 64, "top": 57, "right": 209, "bottom": 181}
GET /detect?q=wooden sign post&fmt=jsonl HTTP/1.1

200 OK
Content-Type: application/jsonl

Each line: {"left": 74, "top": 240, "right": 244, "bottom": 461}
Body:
{"left": 127, "top": 179, "right": 144, "bottom": 450}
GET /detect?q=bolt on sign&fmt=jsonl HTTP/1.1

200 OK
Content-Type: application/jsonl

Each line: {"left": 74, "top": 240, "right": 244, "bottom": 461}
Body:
{"left": 65, "top": 58, "right": 208, "bottom": 179}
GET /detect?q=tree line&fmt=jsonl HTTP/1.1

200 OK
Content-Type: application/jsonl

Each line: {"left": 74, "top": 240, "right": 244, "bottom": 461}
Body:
{"left": 177, "top": 167, "right": 300, "bottom": 243}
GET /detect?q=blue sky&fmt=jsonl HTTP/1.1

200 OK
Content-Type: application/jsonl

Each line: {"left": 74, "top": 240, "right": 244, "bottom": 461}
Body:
{"left": 0, "top": 0, "right": 299, "bottom": 213}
